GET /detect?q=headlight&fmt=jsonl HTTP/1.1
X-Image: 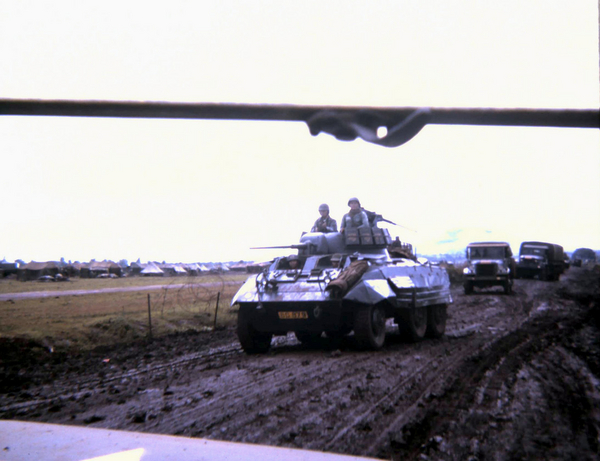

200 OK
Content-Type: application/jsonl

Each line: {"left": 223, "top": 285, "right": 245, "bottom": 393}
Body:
{"left": 463, "top": 267, "right": 472, "bottom": 274}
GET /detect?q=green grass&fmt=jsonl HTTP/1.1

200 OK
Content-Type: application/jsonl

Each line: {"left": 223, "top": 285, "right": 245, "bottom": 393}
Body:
{"left": 0, "top": 274, "right": 248, "bottom": 350}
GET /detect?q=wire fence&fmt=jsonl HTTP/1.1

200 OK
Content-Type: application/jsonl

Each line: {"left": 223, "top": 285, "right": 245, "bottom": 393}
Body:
{"left": 0, "top": 274, "right": 246, "bottom": 350}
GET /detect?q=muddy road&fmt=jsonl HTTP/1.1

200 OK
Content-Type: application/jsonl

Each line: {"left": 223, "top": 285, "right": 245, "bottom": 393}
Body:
{"left": 1, "top": 268, "right": 599, "bottom": 460}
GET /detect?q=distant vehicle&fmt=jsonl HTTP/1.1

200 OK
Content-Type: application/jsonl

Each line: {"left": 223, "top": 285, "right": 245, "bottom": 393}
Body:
{"left": 571, "top": 248, "right": 597, "bottom": 267}
{"left": 516, "top": 241, "right": 565, "bottom": 281}
{"left": 463, "top": 242, "right": 515, "bottom": 294}
{"left": 231, "top": 221, "right": 452, "bottom": 353}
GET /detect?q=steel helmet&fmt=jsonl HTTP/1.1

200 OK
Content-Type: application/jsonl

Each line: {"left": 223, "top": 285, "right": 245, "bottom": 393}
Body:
{"left": 318, "top": 203, "right": 330, "bottom": 212}
{"left": 347, "top": 197, "right": 361, "bottom": 206}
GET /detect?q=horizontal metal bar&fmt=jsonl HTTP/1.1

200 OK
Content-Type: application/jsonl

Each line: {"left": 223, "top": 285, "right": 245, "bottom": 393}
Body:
{"left": 1, "top": 98, "right": 598, "bottom": 129}
{"left": 395, "top": 288, "right": 452, "bottom": 308}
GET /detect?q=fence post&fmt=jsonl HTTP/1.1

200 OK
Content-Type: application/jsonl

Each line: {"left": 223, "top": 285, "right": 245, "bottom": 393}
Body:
{"left": 213, "top": 291, "right": 221, "bottom": 330}
{"left": 147, "top": 293, "right": 153, "bottom": 340}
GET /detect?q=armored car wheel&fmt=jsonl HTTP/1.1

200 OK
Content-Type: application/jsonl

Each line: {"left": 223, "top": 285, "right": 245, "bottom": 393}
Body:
{"left": 399, "top": 306, "right": 428, "bottom": 342}
{"left": 237, "top": 307, "right": 272, "bottom": 354}
{"left": 426, "top": 304, "right": 447, "bottom": 338}
{"left": 354, "top": 304, "right": 386, "bottom": 350}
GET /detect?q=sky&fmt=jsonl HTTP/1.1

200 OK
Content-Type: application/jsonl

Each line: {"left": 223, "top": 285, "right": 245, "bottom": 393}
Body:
{"left": 1, "top": 1, "right": 599, "bottom": 264}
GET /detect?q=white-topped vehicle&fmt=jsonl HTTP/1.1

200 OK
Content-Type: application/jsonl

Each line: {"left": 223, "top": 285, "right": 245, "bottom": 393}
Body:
{"left": 462, "top": 241, "right": 515, "bottom": 295}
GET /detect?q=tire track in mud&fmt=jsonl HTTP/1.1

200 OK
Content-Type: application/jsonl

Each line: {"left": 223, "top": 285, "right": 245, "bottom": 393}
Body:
{"left": 145, "top": 336, "right": 403, "bottom": 438}
{"left": 373, "top": 333, "right": 540, "bottom": 459}
{"left": 322, "top": 340, "right": 482, "bottom": 456}
{"left": 378, "top": 294, "right": 593, "bottom": 460}
{"left": 321, "top": 282, "right": 558, "bottom": 457}
{"left": 136, "top": 284, "right": 534, "bottom": 451}
{"left": 0, "top": 343, "right": 243, "bottom": 416}
{"left": 153, "top": 328, "right": 485, "bottom": 453}
{"left": 143, "top": 350, "right": 304, "bottom": 435}
{"left": 196, "top": 343, "right": 451, "bottom": 445}
{"left": 4, "top": 272, "right": 595, "bottom": 460}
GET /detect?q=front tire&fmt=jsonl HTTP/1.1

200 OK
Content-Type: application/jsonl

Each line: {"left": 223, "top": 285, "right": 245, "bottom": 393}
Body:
{"left": 399, "top": 307, "right": 428, "bottom": 342}
{"left": 354, "top": 304, "right": 386, "bottom": 350}
{"left": 426, "top": 304, "right": 447, "bottom": 338}
{"left": 237, "top": 307, "right": 272, "bottom": 354}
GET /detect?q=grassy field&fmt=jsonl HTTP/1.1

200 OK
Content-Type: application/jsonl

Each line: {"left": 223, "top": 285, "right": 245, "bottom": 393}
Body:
{"left": 0, "top": 274, "right": 249, "bottom": 350}
{"left": 0, "top": 273, "right": 248, "bottom": 294}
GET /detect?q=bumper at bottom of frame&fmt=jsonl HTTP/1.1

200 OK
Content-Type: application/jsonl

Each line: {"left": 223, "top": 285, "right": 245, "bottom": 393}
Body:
{"left": 0, "top": 420, "right": 378, "bottom": 461}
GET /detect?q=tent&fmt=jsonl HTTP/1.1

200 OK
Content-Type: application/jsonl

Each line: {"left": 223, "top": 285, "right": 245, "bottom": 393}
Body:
{"left": 140, "top": 262, "right": 164, "bottom": 277}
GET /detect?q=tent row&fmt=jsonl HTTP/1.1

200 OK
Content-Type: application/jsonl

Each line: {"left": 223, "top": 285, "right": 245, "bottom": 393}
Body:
{"left": 11, "top": 260, "right": 240, "bottom": 281}
{"left": 3, "top": 258, "right": 273, "bottom": 281}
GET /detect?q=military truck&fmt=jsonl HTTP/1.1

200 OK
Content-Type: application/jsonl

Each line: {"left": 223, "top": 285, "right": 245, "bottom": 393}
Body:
{"left": 571, "top": 247, "right": 597, "bottom": 268}
{"left": 516, "top": 241, "right": 565, "bottom": 281}
{"left": 462, "top": 242, "right": 515, "bottom": 294}
{"left": 231, "top": 225, "right": 452, "bottom": 353}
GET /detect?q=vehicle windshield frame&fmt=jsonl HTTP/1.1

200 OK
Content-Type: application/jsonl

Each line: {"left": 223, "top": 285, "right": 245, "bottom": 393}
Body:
{"left": 468, "top": 246, "right": 507, "bottom": 260}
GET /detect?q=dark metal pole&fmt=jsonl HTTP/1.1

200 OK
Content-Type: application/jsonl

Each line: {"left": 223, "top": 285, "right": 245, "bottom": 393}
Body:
{"left": 214, "top": 292, "right": 221, "bottom": 330}
{"left": 147, "top": 294, "right": 153, "bottom": 340}
{"left": 2, "top": 98, "right": 597, "bottom": 147}
{"left": 1, "top": 99, "right": 597, "bottom": 128}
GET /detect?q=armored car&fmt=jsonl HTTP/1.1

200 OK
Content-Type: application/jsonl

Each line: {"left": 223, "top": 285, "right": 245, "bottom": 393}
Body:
{"left": 232, "top": 225, "right": 452, "bottom": 353}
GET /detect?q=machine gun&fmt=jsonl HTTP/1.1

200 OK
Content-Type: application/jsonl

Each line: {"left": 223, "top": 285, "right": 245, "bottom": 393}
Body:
{"left": 363, "top": 209, "right": 396, "bottom": 226}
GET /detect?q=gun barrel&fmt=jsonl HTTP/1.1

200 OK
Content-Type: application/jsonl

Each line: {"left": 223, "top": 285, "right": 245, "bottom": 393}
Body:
{"left": 251, "top": 244, "right": 309, "bottom": 250}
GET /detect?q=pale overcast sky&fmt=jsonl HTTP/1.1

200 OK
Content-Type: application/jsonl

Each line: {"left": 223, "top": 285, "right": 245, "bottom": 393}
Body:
{"left": 1, "top": 1, "right": 599, "bottom": 263}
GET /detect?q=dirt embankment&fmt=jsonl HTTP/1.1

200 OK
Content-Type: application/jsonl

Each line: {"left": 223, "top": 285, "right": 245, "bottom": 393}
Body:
{"left": 1, "top": 268, "right": 599, "bottom": 460}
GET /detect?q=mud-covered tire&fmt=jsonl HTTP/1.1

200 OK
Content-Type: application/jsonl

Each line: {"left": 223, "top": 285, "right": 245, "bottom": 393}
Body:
{"left": 399, "top": 307, "right": 428, "bottom": 342}
{"left": 237, "top": 308, "right": 272, "bottom": 354}
{"left": 353, "top": 304, "right": 386, "bottom": 350}
{"left": 426, "top": 304, "right": 447, "bottom": 338}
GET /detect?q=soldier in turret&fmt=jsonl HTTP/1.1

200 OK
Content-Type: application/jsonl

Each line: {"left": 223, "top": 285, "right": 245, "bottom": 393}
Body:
{"left": 340, "top": 197, "right": 370, "bottom": 232}
{"left": 311, "top": 203, "right": 338, "bottom": 233}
